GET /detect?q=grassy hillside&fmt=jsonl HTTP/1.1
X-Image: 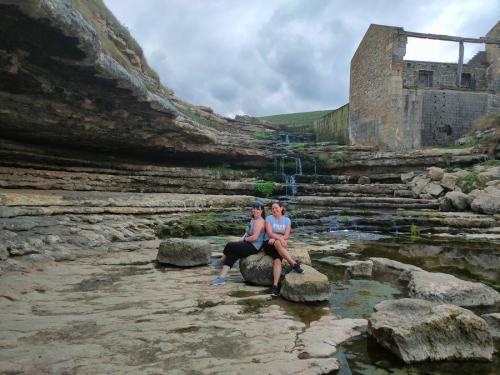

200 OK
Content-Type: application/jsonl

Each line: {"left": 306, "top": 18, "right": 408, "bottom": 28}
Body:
{"left": 258, "top": 109, "right": 335, "bottom": 127}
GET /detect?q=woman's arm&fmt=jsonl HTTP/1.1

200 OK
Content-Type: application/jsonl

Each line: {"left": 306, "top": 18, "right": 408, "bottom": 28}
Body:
{"left": 283, "top": 224, "right": 291, "bottom": 241}
{"left": 244, "top": 220, "right": 265, "bottom": 242}
{"left": 265, "top": 221, "right": 283, "bottom": 241}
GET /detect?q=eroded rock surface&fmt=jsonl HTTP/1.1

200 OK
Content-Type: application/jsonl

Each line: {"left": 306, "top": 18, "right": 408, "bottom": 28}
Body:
{"left": 368, "top": 298, "right": 493, "bottom": 363}
{"left": 157, "top": 238, "right": 211, "bottom": 267}
{"left": 281, "top": 265, "right": 331, "bottom": 302}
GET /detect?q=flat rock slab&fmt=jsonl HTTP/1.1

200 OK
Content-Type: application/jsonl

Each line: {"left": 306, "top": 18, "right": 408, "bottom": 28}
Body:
{"left": 157, "top": 238, "right": 211, "bottom": 267}
{"left": 407, "top": 271, "right": 500, "bottom": 307}
{"left": 281, "top": 265, "right": 331, "bottom": 302}
{"left": 296, "top": 315, "right": 367, "bottom": 358}
{"left": 368, "top": 298, "right": 493, "bottom": 363}
{"left": 482, "top": 313, "right": 500, "bottom": 338}
{"left": 240, "top": 248, "right": 311, "bottom": 286}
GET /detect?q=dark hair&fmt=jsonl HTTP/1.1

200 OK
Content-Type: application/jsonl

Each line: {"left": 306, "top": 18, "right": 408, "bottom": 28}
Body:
{"left": 251, "top": 204, "right": 266, "bottom": 219}
{"left": 271, "top": 201, "right": 286, "bottom": 215}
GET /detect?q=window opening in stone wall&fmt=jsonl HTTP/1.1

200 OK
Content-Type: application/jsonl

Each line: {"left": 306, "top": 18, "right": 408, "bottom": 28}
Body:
{"left": 404, "top": 38, "right": 483, "bottom": 63}
{"left": 418, "top": 70, "right": 433, "bottom": 88}
{"left": 461, "top": 73, "right": 474, "bottom": 89}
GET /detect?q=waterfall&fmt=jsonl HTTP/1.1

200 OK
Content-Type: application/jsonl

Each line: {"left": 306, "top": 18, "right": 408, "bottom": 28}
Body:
{"left": 295, "top": 157, "right": 302, "bottom": 176}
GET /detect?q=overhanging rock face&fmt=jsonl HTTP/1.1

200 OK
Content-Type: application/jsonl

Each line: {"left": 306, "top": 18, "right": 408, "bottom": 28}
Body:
{"left": 0, "top": 0, "right": 272, "bottom": 167}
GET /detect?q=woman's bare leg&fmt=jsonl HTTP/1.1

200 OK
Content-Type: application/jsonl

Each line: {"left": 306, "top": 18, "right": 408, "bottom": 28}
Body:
{"left": 274, "top": 241, "right": 296, "bottom": 267}
{"left": 272, "top": 258, "right": 282, "bottom": 286}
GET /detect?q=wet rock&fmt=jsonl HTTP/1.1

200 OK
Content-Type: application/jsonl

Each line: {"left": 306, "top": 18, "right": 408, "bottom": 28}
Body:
{"left": 337, "top": 260, "right": 373, "bottom": 277}
{"left": 427, "top": 167, "right": 444, "bottom": 181}
{"left": 470, "top": 186, "right": 500, "bottom": 214}
{"left": 370, "top": 257, "right": 423, "bottom": 280}
{"left": 297, "top": 315, "right": 367, "bottom": 358}
{"left": 281, "top": 265, "right": 330, "bottom": 302}
{"left": 157, "top": 238, "right": 211, "bottom": 267}
{"left": 240, "top": 248, "right": 312, "bottom": 286}
{"left": 368, "top": 298, "right": 493, "bottom": 363}
{"left": 407, "top": 270, "right": 500, "bottom": 307}
{"left": 440, "top": 191, "right": 472, "bottom": 211}
{"left": 481, "top": 313, "right": 500, "bottom": 338}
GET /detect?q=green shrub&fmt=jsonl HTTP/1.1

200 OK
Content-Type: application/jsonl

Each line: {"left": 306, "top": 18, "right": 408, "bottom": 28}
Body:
{"left": 457, "top": 171, "right": 485, "bottom": 194}
{"left": 254, "top": 131, "right": 266, "bottom": 140}
{"left": 410, "top": 223, "right": 419, "bottom": 240}
{"left": 255, "top": 182, "right": 276, "bottom": 198}
{"left": 328, "top": 152, "right": 346, "bottom": 164}
{"left": 153, "top": 223, "right": 167, "bottom": 239}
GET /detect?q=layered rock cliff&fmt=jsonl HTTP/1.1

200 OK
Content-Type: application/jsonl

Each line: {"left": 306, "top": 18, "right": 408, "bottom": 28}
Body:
{"left": 0, "top": 0, "right": 275, "bottom": 167}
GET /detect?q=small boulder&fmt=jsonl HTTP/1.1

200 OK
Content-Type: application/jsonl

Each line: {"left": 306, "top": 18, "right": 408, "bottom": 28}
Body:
{"left": 427, "top": 167, "right": 444, "bottom": 181}
{"left": 281, "top": 265, "right": 330, "bottom": 302}
{"left": 424, "top": 182, "right": 444, "bottom": 197}
{"left": 357, "top": 176, "right": 371, "bottom": 184}
{"left": 400, "top": 172, "right": 415, "bottom": 183}
{"left": 411, "top": 176, "right": 430, "bottom": 195}
{"left": 440, "top": 191, "right": 472, "bottom": 211}
{"left": 157, "top": 238, "right": 211, "bottom": 267}
{"left": 470, "top": 186, "right": 500, "bottom": 214}
{"left": 368, "top": 298, "right": 493, "bottom": 363}
{"left": 481, "top": 313, "right": 500, "bottom": 338}
{"left": 440, "top": 173, "right": 460, "bottom": 191}
{"left": 337, "top": 260, "right": 373, "bottom": 277}
{"left": 370, "top": 257, "right": 423, "bottom": 279}
{"left": 407, "top": 270, "right": 500, "bottom": 307}
{"left": 477, "top": 167, "right": 500, "bottom": 183}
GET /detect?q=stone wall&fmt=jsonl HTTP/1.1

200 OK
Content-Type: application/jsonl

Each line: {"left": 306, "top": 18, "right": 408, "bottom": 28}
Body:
{"left": 420, "top": 90, "right": 496, "bottom": 146}
{"left": 349, "top": 25, "right": 407, "bottom": 150}
{"left": 403, "top": 61, "right": 487, "bottom": 90}
{"left": 486, "top": 22, "right": 500, "bottom": 91}
{"left": 313, "top": 104, "right": 349, "bottom": 143}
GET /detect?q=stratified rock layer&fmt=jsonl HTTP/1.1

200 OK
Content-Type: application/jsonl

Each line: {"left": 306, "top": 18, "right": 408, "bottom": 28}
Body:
{"left": 368, "top": 298, "right": 493, "bottom": 363}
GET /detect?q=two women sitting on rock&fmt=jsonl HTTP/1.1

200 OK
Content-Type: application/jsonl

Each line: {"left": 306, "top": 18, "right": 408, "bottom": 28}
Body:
{"left": 211, "top": 201, "right": 304, "bottom": 297}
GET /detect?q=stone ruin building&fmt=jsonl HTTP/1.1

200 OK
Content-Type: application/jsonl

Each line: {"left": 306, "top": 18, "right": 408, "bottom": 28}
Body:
{"left": 349, "top": 21, "right": 500, "bottom": 151}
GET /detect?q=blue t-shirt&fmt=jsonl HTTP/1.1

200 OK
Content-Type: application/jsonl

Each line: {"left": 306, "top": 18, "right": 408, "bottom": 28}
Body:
{"left": 245, "top": 219, "right": 265, "bottom": 250}
{"left": 264, "top": 215, "right": 291, "bottom": 240}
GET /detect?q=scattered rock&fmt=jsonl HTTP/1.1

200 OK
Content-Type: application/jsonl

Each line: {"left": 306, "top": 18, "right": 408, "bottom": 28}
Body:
{"left": 477, "top": 167, "right": 500, "bottom": 184}
{"left": 427, "top": 167, "right": 444, "bottom": 181}
{"left": 440, "top": 191, "right": 472, "bottom": 211}
{"left": 337, "top": 260, "right": 373, "bottom": 277}
{"left": 281, "top": 265, "right": 330, "bottom": 302}
{"left": 357, "top": 176, "right": 370, "bottom": 184}
{"left": 481, "top": 313, "right": 500, "bottom": 338}
{"left": 157, "top": 238, "right": 211, "bottom": 267}
{"left": 424, "top": 182, "right": 444, "bottom": 197}
{"left": 470, "top": 186, "right": 500, "bottom": 214}
{"left": 407, "top": 270, "right": 500, "bottom": 307}
{"left": 400, "top": 172, "right": 414, "bottom": 183}
{"left": 440, "top": 173, "right": 460, "bottom": 191}
{"left": 368, "top": 298, "right": 493, "bottom": 363}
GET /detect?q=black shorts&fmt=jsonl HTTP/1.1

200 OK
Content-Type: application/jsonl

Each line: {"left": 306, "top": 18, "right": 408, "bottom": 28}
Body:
{"left": 262, "top": 240, "right": 283, "bottom": 260}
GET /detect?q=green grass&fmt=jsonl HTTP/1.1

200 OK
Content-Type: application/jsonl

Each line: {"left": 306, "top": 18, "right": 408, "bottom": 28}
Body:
{"left": 254, "top": 131, "right": 266, "bottom": 140}
{"left": 175, "top": 105, "right": 220, "bottom": 128}
{"left": 328, "top": 152, "right": 346, "bottom": 165}
{"left": 483, "top": 159, "right": 500, "bottom": 166}
{"left": 258, "top": 109, "right": 335, "bottom": 127}
{"left": 255, "top": 182, "right": 277, "bottom": 198}
{"left": 410, "top": 223, "right": 419, "bottom": 240}
{"left": 457, "top": 171, "right": 486, "bottom": 194}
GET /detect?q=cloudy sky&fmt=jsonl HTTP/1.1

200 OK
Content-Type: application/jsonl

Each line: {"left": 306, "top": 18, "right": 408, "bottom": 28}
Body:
{"left": 103, "top": 0, "right": 499, "bottom": 117}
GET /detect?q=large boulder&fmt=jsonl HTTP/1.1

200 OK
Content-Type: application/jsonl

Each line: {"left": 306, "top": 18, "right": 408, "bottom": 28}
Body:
{"left": 481, "top": 313, "right": 500, "bottom": 338}
{"left": 477, "top": 166, "right": 500, "bottom": 183}
{"left": 407, "top": 271, "right": 500, "bottom": 307}
{"left": 370, "top": 257, "right": 423, "bottom": 281}
{"left": 470, "top": 186, "right": 500, "bottom": 214}
{"left": 240, "top": 247, "right": 311, "bottom": 286}
{"left": 368, "top": 299, "right": 493, "bottom": 363}
{"left": 157, "top": 238, "right": 211, "bottom": 267}
{"left": 281, "top": 265, "right": 331, "bottom": 302}
{"left": 440, "top": 191, "right": 472, "bottom": 211}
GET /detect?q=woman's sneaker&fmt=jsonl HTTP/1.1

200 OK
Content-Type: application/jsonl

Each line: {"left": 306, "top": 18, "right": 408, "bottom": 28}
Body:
{"left": 210, "top": 276, "right": 226, "bottom": 286}
{"left": 292, "top": 262, "right": 304, "bottom": 274}
{"left": 271, "top": 285, "right": 280, "bottom": 297}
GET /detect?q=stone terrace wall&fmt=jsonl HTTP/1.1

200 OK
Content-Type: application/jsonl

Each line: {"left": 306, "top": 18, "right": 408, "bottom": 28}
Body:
{"left": 313, "top": 104, "right": 349, "bottom": 144}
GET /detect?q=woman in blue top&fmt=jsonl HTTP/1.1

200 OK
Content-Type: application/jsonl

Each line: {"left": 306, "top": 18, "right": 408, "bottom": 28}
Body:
{"left": 263, "top": 202, "right": 304, "bottom": 297}
{"left": 210, "top": 200, "right": 266, "bottom": 285}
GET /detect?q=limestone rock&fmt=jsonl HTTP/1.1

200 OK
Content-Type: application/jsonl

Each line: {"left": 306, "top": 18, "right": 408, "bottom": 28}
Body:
{"left": 240, "top": 248, "right": 312, "bottom": 286}
{"left": 440, "top": 172, "right": 460, "bottom": 191}
{"left": 481, "top": 313, "right": 500, "bottom": 338}
{"left": 370, "top": 257, "right": 423, "bottom": 278}
{"left": 357, "top": 176, "right": 370, "bottom": 184}
{"left": 427, "top": 167, "right": 444, "bottom": 181}
{"left": 411, "top": 176, "right": 430, "bottom": 195}
{"left": 368, "top": 298, "right": 493, "bottom": 363}
{"left": 424, "top": 182, "right": 444, "bottom": 197}
{"left": 407, "top": 270, "right": 500, "bottom": 307}
{"left": 297, "top": 315, "right": 367, "bottom": 359}
{"left": 281, "top": 265, "right": 330, "bottom": 302}
{"left": 400, "top": 172, "right": 414, "bottom": 183}
{"left": 470, "top": 186, "right": 500, "bottom": 214}
{"left": 337, "top": 260, "right": 373, "bottom": 277}
{"left": 477, "top": 167, "right": 500, "bottom": 183}
{"left": 440, "top": 191, "right": 472, "bottom": 211}
{"left": 157, "top": 238, "right": 211, "bottom": 267}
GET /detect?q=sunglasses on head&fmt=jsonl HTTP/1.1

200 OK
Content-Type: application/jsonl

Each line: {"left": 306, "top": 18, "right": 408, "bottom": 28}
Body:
{"left": 252, "top": 205, "right": 263, "bottom": 209}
